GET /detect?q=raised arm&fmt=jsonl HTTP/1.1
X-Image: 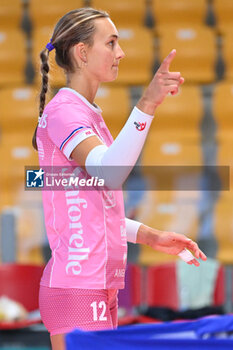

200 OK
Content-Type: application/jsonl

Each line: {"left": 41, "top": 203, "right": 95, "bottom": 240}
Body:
{"left": 71, "top": 50, "right": 184, "bottom": 189}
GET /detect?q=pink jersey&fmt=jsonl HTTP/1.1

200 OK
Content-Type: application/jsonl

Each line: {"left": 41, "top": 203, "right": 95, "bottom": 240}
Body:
{"left": 36, "top": 88, "right": 127, "bottom": 289}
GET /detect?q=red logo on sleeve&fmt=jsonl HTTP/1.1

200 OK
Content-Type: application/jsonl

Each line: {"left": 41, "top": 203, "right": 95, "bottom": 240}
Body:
{"left": 134, "top": 121, "right": 146, "bottom": 131}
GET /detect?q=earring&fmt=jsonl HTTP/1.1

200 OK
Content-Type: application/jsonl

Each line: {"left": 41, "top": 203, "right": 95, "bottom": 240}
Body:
{"left": 83, "top": 56, "right": 88, "bottom": 66}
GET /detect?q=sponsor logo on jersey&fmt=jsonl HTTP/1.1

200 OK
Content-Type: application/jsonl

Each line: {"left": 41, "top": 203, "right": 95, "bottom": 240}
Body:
{"left": 134, "top": 121, "right": 146, "bottom": 131}
{"left": 63, "top": 168, "right": 90, "bottom": 276}
{"left": 114, "top": 269, "right": 125, "bottom": 278}
{"left": 103, "top": 190, "right": 116, "bottom": 209}
{"left": 38, "top": 113, "right": 47, "bottom": 128}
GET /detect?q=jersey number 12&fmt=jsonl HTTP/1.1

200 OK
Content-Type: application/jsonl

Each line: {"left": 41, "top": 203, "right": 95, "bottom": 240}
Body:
{"left": 90, "top": 301, "right": 107, "bottom": 321}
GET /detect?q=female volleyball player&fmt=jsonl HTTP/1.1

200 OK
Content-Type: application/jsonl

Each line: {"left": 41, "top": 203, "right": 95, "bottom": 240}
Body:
{"left": 32, "top": 7, "right": 207, "bottom": 350}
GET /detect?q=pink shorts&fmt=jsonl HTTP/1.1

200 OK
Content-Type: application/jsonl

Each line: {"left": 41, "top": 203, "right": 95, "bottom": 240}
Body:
{"left": 39, "top": 285, "right": 118, "bottom": 336}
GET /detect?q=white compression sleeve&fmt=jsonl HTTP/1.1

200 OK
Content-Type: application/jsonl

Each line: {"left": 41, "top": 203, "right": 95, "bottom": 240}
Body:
{"left": 125, "top": 218, "right": 142, "bottom": 243}
{"left": 85, "top": 106, "right": 153, "bottom": 189}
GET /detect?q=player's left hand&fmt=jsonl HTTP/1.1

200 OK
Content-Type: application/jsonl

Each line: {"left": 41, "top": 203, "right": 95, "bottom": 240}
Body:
{"left": 137, "top": 226, "right": 207, "bottom": 267}
{"left": 149, "top": 230, "right": 207, "bottom": 266}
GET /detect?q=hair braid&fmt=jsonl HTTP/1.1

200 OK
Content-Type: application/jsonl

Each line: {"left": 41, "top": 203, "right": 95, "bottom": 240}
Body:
{"left": 39, "top": 49, "right": 50, "bottom": 118}
{"left": 32, "top": 7, "right": 109, "bottom": 151}
{"left": 32, "top": 48, "right": 50, "bottom": 150}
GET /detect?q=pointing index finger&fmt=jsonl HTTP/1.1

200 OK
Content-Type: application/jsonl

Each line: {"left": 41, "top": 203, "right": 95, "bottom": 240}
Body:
{"left": 158, "top": 49, "right": 176, "bottom": 73}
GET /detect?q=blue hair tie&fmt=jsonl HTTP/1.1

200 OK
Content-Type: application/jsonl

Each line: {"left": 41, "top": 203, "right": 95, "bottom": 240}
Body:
{"left": 46, "top": 41, "right": 55, "bottom": 52}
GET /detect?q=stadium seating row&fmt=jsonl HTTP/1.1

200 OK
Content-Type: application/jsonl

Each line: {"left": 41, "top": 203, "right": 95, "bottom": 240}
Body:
{"left": 138, "top": 187, "right": 233, "bottom": 266}
{"left": 0, "top": 26, "right": 227, "bottom": 87}
{"left": 2, "top": 0, "right": 233, "bottom": 33}
{"left": 3, "top": 22, "right": 233, "bottom": 87}
{"left": 1, "top": 83, "right": 233, "bottom": 139}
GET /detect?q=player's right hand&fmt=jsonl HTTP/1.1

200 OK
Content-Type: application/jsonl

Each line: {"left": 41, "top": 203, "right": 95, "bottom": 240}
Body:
{"left": 136, "top": 49, "right": 184, "bottom": 115}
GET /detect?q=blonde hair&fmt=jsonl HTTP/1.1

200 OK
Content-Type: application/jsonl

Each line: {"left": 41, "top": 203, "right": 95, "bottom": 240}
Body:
{"left": 32, "top": 7, "right": 109, "bottom": 150}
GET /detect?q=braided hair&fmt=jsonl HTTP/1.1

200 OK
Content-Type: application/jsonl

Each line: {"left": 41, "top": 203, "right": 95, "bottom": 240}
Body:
{"left": 32, "top": 7, "right": 109, "bottom": 150}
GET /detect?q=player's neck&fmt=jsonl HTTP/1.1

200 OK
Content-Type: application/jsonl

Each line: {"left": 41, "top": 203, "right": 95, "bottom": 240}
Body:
{"left": 66, "top": 73, "right": 99, "bottom": 104}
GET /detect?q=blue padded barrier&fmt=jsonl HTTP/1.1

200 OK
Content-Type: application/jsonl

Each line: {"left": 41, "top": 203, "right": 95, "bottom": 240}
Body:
{"left": 66, "top": 315, "right": 233, "bottom": 349}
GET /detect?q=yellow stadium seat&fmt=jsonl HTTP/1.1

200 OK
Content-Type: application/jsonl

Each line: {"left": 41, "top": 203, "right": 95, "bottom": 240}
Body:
{"left": 152, "top": 0, "right": 207, "bottom": 28}
{"left": 0, "top": 0, "right": 22, "bottom": 29}
{"left": 32, "top": 27, "right": 66, "bottom": 87}
{"left": 0, "top": 186, "right": 10, "bottom": 211}
{"left": 215, "top": 193, "right": 233, "bottom": 264}
{"left": 221, "top": 30, "right": 233, "bottom": 80}
{"left": 149, "top": 85, "right": 203, "bottom": 140}
{"left": 212, "top": 81, "right": 233, "bottom": 140}
{"left": 115, "top": 27, "right": 154, "bottom": 85}
{"left": 99, "top": 85, "right": 202, "bottom": 140}
{"left": 16, "top": 189, "right": 45, "bottom": 264}
{"left": 0, "top": 190, "right": 44, "bottom": 264}
{"left": 139, "top": 125, "right": 202, "bottom": 266}
{"left": 0, "top": 185, "right": 31, "bottom": 211}
{"left": 4, "top": 132, "right": 39, "bottom": 178}
{"left": 215, "top": 140, "right": 232, "bottom": 193}
{"left": 0, "top": 29, "right": 26, "bottom": 87}
{"left": 0, "top": 188, "right": 17, "bottom": 210}
{"left": 158, "top": 26, "right": 216, "bottom": 84}
{"left": 91, "top": 0, "right": 146, "bottom": 27}
{"left": 139, "top": 242, "right": 178, "bottom": 265}
{"left": 142, "top": 134, "right": 202, "bottom": 166}
{"left": 0, "top": 86, "right": 53, "bottom": 133}
{"left": 217, "top": 140, "right": 233, "bottom": 166}
{"left": 29, "top": 0, "right": 84, "bottom": 29}
{"left": 0, "top": 132, "right": 39, "bottom": 207}
{"left": 94, "top": 86, "right": 131, "bottom": 138}
{"left": 138, "top": 190, "right": 200, "bottom": 265}
{"left": 0, "top": 132, "right": 44, "bottom": 263}
{"left": 140, "top": 134, "right": 203, "bottom": 260}
{"left": 213, "top": 0, "right": 233, "bottom": 34}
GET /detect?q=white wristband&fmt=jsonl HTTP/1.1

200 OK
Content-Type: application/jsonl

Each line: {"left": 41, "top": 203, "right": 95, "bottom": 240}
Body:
{"left": 125, "top": 218, "right": 142, "bottom": 243}
{"left": 178, "top": 248, "right": 195, "bottom": 263}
